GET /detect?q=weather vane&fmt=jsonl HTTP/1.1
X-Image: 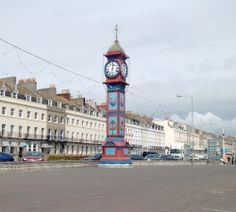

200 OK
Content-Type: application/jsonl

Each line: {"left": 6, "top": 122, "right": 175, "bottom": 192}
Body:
{"left": 115, "top": 24, "right": 118, "bottom": 41}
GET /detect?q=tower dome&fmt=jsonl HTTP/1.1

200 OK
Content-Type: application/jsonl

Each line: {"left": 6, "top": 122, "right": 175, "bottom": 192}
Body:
{"left": 107, "top": 39, "right": 125, "bottom": 54}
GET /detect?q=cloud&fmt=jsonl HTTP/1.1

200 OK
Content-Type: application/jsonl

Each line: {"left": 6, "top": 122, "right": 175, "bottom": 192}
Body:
{"left": 0, "top": 0, "right": 235, "bottom": 128}
{"left": 171, "top": 112, "right": 236, "bottom": 137}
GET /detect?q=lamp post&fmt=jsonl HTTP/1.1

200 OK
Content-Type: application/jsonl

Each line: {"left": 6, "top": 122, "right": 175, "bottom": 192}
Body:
{"left": 177, "top": 95, "right": 194, "bottom": 164}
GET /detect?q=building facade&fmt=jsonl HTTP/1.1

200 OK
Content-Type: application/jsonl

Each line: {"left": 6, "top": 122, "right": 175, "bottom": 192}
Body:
{"left": 0, "top": 76, "right": 166, "bottom": 158}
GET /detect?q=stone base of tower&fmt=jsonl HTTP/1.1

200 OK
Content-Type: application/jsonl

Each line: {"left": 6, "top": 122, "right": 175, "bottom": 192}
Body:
{"left": 97, "top": 141, "right": 132, "bottom": 168}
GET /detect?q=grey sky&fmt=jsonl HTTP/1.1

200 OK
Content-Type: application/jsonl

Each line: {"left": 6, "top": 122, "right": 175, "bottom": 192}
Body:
{"left": 0, "top": 0, "right": 236, "bottom": 134}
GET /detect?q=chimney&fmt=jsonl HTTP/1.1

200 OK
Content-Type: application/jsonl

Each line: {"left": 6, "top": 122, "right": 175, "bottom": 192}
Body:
{"left": 57, "top": 89, "right": 71, "bottom": 101}
{"left": 38, "top": 84, "right": 56, "bottom": 96}
{"left": 18, "top": 78, "right": 37, "bottom": 91}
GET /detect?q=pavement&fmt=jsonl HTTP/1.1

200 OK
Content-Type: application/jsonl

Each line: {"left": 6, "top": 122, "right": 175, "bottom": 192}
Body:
{"left": 0, "top": 165, "right": 236, "bottom": 212}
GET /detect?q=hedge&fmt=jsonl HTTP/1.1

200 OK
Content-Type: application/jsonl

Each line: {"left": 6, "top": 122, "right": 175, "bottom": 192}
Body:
{"left": 46, "top": 154, "right": 85, "bottom": 161}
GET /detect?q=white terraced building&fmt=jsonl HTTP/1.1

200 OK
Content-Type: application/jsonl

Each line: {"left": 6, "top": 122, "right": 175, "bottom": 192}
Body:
{"left": 0, "top": 76, "right": 166, "bottom": 158}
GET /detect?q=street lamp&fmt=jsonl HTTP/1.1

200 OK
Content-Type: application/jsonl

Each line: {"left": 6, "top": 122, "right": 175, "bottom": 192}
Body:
{"left": 177, "top": 95, "right": 194, "bottom": 164}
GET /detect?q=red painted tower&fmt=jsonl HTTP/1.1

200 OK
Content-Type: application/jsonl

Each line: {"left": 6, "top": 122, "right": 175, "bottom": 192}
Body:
{"left": 98, "top": 27, "right": 131, "bottom": 166}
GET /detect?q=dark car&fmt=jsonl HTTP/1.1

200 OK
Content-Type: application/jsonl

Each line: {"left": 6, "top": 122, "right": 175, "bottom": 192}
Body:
{"left": 142, "top": 151, "right": 159, "bottom": 158}
{"left": 130, "top": 154, "right": 144, "bottom": 160}
{"left": 0, "top": 152, "right": 14, "bottom": 162}
{"left": 82, "top": 153, "right": 102, "bottom": 161}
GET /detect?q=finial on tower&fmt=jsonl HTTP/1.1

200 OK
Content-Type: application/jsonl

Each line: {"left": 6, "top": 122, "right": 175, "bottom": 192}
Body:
{"left": 115, "top": 25, "right": 118, "bottom": 41}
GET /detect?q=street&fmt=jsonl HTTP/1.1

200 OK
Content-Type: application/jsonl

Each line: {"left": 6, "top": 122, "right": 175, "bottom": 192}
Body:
{"left": 0, "top": 165, "right": 236, "bottom": 212}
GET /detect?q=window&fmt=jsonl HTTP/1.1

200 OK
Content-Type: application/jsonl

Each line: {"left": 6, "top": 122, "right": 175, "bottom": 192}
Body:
{"left": 12, "top": 92, "right": 18, "bottom": 98}
{"left": 10, "top": 108, "right": 15, "bottom": 116}
{"left": 28, "top": 143, "right": 32, "bottom": 152}
{"left": 27, "top": 111, "right": 31, "bottom": 119}
{"left": 19, "top": 110, "right": 23, "bottom": 118}
{"left": 54, "top": 129, "right": 58, "bottom": 140}
{"left": 34, "top": 112, "right": 38, "bottom": 120}
{"left": 37, "top": 97, "right": 42, "bottom": 103}
{"left": 19, "top": 126, "right": 22, "bottom": 138}
{"left": 48, "top": 100, "right": 52, "bottom": 106}
{"left": 26, "top": 126, "right": 30, "bottom": 137}
{"left": 55, "top": 116, "right": 58, "bottom": 123}
{"left": 72, "top": 119, "right": 74, "bottom": 125}
{"left": 90, "top": 122, "right": 92, "bottom": 128}
{"left": 60, "top": 117, "right": 64, "bottom": 124}
{"left": 77, "top": 119, "right": 79, "bottom": 126}
{"left": 26, "top": 95, "right": 31, "bottom": 101}
{"left": 34, "top": 127, "right": 38, "bottom": 138}
{"left": 67, "top": 118, "right": 69, "bottom": 124}
{"left": 0, "top": 89, "right": 5, "bottom": 96}
{"left": 72, "top": 132, "right": 74, "bottom": 140}
{"left": 48, "top": 115, "right": 52, "bottom": 122}
{"left": 41, "top": 113, "right": 45, "bottom": 120}
{"left": 57, "top": 102, "right": 62, "bottom": 108}
{"left": 10, "top": 125, "right": 14, "bottom": 136}
{"left": 2, "top": 107, "right": 6, "bottom": 115}
{"left": 33, "top": 143, "right": 37, "bottom": 152}
{"left": 41, "top": 128, "right": 44, "bottom": 139}
{"left": 48, "top": 129, "right": 52, "bottom": 140}
{"left": 81, "top": 120, "right": 84, "bottom": 127}
{"left": 1, "top": 124, "right": 6, "bottom": 136}
{"left": 60, "top": 130, "right": 64, "bottom": 140}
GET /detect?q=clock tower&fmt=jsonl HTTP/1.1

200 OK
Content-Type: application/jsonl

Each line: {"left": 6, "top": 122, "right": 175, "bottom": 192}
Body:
{"left": 98, "top": 27, "right": 132, "bottom": 166}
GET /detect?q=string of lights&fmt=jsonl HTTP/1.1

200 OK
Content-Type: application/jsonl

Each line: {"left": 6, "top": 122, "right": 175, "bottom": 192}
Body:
{"left": 0, "top": 37, "right": 188, "bottom": 119}
{"left": 0, "top": 38, "right": 102, "bottom": 85}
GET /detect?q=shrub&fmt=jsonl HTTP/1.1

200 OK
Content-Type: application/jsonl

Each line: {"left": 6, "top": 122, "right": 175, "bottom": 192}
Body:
{"left": 46, "top": 154, "right": 85, "bottom": 161}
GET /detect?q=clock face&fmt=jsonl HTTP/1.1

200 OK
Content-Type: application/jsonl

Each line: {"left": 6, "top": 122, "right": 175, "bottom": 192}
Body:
{"left": 121, "top": 62, "right": 128, "bottom": 79}
{"left": 105, "top": 60, "right": 120, "bottom": 78}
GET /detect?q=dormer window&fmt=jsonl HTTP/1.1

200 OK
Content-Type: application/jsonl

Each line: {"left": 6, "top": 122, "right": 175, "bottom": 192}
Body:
{"left": 37, "top": 97, "right": 42, "bottom": 104}
{"left": 0, "top": 89, "right": 6, "bottom": 96}
{"left": 25, "top": 95, "right": 31, "bottom": 101}
{"left": 57, "top": 102, "right": 62, "bottom": 108}
{"left": 12, "top": 91, "right": 18, "bottom": 98}
{"left": 48, "top": 100, "right": 52, "bottom": 106}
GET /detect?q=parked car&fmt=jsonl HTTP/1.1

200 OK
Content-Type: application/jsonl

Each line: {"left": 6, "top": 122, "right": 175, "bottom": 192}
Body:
{"left": 130, "top": 154, "right": 144, "bottom": 160}
{"left": 81, "top": 153, "right": 102, "bottom": 161}
{"left": 142, "top": 151, "right": 159, "bottom": 158}
{"left": 144, "top": 154, "right": 159, "bottom": 161}
{"left": 22, "top": 151, "right": 44, "bottom": 162}
{"left": 0, "top": 152, "right": 14, "bottom": 162}
{"left": 155, "top": 154, "right": 178, "bottom": 160}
